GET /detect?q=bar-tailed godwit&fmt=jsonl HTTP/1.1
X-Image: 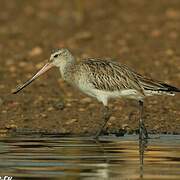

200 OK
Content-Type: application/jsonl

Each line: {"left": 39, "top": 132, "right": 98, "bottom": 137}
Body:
{"left": 13, "top": 48, "right": 180, "bottom": 139}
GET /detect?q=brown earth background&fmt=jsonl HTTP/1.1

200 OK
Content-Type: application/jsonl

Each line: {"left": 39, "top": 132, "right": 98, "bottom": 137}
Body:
{"left": 0, "top": 0, "right": 180, "bottom": 136}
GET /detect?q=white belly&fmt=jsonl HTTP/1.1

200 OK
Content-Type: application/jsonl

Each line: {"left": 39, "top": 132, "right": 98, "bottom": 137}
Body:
{"left": 78, "top": 82, "right": 144, "bottom": 106}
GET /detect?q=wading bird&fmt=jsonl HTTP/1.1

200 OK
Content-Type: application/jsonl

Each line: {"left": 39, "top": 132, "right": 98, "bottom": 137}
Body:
{"left": 13, "top": 48, "right": 180, "bottom": 139}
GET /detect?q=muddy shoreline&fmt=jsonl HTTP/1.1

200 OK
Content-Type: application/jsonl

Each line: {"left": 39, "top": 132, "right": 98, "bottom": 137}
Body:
{"left": 0, "top": 0, "right": 179, "bottom": 136}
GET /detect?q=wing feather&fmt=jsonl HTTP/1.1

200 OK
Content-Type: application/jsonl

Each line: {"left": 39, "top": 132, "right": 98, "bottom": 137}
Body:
{"left": 80, "top": 59, "right": 145, "bottom": 96}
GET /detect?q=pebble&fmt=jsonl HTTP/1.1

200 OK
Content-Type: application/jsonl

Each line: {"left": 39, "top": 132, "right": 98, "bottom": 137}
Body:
{"left": 66, "top": 103, "right": 72, "bottom": 107}
{"left": 60, "top": 128, "right": 70, "bottom": 134}
{"left": 18, "top": 61, "right": 27, "bottom": 68}
{"left": 78, "top": 108, "right": 86, "bottom": 112}
{"left": 122, "top": 124, "right": 129, "bottom": 129}
{"left": 82, "top": 127, "right": 88, "bottom": 133}
{"left": 107, "top": 122, "right": 112, "bottom": 126}
{"left": 166, "top": 9, "right": 179, "bottom": 19}
{"left": 169, "top": 31, "right": 178, "bottom": 39}
{"left": 150, "top": 29, "right": 161, "bottom": 37}
{"left": 109, "top": 116, "right": 116, "bottom": 121}
{"left": 37, "top": 96, "right": 44, "bottom": 101}
{"left": 5, "top": 124, "right": 17, "bottom": 130}
{"left": 47, "top": 107, "right": 54, "bottom": 111}
{"left": 53, "top": 102, "right": 65, "bottom": 110}
{"left": 40, "top": 113, "right": 47, "bottom": 118}
{"left": 165, "top": 49, "right": 174, "bottom": 56}
{"left": 88, "top": 103, "right": 96, "bottom": 108}
{"left": 28, "top": 46, "right": 42, "bottom": 57}
{"left": 81, "top": 97, "right": 92, "bottom": 104}
{"left": 153, "top": 125, "right": 160, "bottom": 130}
{"left": 0, "top": 129, "right": 8, "bottom": 133}
{"left": 7, "top": 101, "right": 19, "bottom": 108}
{"left": 0, "top": 85, "right": 5, "bottom": 89}
{"left": 9, "top": 66, "right": 17, "bottom": 73}
{"left": 65, "top": 119, "right": 78, "bottom": 125}
{"left": 6, "top": 58, "right": 14, "bottom": 65}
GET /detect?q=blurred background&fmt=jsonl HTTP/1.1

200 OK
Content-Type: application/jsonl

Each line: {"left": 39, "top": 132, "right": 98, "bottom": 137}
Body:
{"left": 0, "top": 0, "right": 179, "bottom": 135}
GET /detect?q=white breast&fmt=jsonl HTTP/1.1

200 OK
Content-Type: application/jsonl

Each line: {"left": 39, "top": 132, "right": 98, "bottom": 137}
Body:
{"left": 77, "top": 81, "right": 144, "bottom": 106}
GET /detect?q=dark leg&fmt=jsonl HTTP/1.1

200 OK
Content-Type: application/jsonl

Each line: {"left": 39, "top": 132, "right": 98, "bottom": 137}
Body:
{"left": 95, "top": 106, "right": 111, "bottom": 139}
{"left": 139, "top": 100, "right": 149, "bottom": 140}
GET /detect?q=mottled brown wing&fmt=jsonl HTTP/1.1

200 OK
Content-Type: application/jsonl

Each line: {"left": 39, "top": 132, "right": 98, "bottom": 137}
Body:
{"left": 80, "top": 59, "right": 145, "bottom": 95}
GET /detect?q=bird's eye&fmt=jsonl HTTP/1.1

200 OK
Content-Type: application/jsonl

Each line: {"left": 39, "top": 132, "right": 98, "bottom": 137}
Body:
{"left": 54, "top": 54, "right": 58, "bottom": 58}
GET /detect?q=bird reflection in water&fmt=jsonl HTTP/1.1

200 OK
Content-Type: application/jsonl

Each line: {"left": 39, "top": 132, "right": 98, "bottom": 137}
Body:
{"left": 139, "top": 138, "right": 148, "bottom": 179}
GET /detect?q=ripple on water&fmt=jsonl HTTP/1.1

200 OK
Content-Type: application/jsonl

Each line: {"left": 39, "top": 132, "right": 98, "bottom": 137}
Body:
{"left": 0, "top": 135, "right": 179, "bottom": 180}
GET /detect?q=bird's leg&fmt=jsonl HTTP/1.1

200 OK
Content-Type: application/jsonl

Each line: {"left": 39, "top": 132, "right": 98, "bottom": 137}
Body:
{"left": 95, "top": 106, "right": 111, "bottom": 139}
{"left": 139, "top": 100, "right": 149, "bottom": 140}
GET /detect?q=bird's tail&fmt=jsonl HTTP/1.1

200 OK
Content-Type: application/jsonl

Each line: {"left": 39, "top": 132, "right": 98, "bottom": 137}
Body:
{"left": 158, "top": 83, "right": 180, "bottom": 92}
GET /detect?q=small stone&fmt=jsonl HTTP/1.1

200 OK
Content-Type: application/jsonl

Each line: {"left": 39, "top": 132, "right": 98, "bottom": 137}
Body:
{"left": 0, "top": 85, "right": 5, "bottom": 89}
{"left": 107, "top": 122, "right": 112, "bottom": 126}
{"left": 150, "top": 29, "right": 161, "bottom": 37}
{"left": 66, "top": 103, "right": 72, "bottom": 107}
{"left": 28, "top": 46, "right": 43, "bottom": 57}
{"left": 53, "top": 102, "right": 65, "bottom": 110}
{"left": 5, "top": 59, "right": 14, "bottom": 66}
{"left": 166, "top": 9, "right": 179, "bottom": 19}
{"left": 66, "top": 92, "right": 73, "bottom": 97}
{"left": 153, "top": 125, "right": 160, "bottom": 130}
{"left": 0, "top": 129, "right": 8, "bottom": 133}
{"left": 37, "top": 96, "right": 44, "bottom": 101}
{"left": 109, "top": 116, "right": 116, "bottom": 121}
{"left": 9, "top": 66, "right": 17, "bottom": 73}
{"left": 78, "top": 108, "right": 85, "bottom": 112}
{"left": 81, "top": 97, "right": 92, "bottom": 104}
{"left": 122, "top": 124, "right": 129, "bottom": 129}
{"left": 165, "top": 49, "right": 174, "bottom": 56}
{"left": 40, "top": 113, "right": 47, "bottom": 118}
{"left": 5, "top": 124, "right": 17, "bottom": 130}
{"left": 60, "top": 128, "right": 70, "bottom": 134}
{"left": 7, "top": 101, "right": 19, "bottom": 108}
{"left": 65, "top": 119, "right": 78, "bottom": 125}
{"left": 169, "top": 31, "right": 178, "bottom": 39}
{"left": 18, "top": 61, "right": 27, "bottom": 68}
{"left": 47, "top": 107, "right": 54, "bottom": 111}
{"left": 82, "top": 127, "right": 88, "bottom": 133}
{"left": 88, "top": 103, "right": 96, "bottom": 108}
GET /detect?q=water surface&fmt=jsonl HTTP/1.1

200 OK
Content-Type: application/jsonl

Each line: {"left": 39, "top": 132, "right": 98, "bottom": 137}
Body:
{"left": 0, "top": 134, "right": 179, "bottom": 180}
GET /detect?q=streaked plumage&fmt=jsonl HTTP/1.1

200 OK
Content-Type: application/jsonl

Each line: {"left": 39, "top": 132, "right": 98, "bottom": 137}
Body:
{"left": 13, "top": 48, "right": 180, "bottom": 139}
{"left": 62, "top": 57, "right": 179, "bottom": 106}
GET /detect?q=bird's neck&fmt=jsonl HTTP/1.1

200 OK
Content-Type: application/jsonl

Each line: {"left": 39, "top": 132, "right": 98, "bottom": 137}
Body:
{"left": 59, "top": 56, "right": 76, "bottom": 79}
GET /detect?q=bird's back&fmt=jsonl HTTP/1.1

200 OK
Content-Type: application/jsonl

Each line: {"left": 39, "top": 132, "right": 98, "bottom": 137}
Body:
{"left": 73, "top": 58, "right": 180, "bottom": 97}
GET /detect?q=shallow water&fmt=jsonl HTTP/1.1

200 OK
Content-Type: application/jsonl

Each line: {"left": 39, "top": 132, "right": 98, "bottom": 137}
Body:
{"left": 0, "top": 134, "right": 179, "bottom": 180}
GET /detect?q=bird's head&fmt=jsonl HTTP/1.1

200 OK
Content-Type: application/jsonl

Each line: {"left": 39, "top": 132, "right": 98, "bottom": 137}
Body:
{"left": 49, "top": 48, "right": 73, "bottom": 68}
{"left": 12, "top": 48, "right": 74, "bottom": 94}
